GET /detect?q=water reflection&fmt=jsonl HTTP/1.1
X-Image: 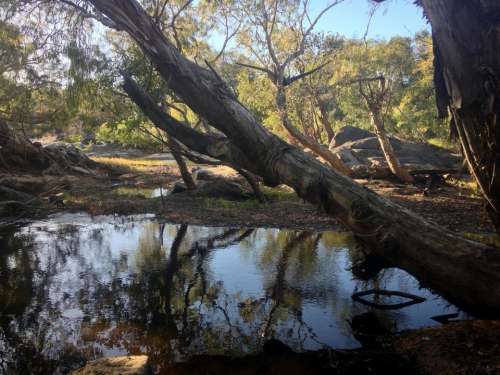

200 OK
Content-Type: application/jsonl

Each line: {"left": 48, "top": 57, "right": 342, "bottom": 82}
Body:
{"left": 0, "top": 214, "right": 467, "bottom": 374}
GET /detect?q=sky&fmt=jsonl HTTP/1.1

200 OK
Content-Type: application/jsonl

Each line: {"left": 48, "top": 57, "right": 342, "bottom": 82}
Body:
{"left": 209, "top": 0, "right": 429, "bottom": 52}
{"left": 311, "top": 0, "right": 429, "bottom": 39}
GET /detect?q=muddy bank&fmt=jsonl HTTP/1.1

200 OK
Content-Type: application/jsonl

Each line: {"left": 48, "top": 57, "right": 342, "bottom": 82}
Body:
{"left": 70, "top": 320, "right": 500, "bottom": 375}
{"left": 173, "top": 321, "right": 500, "bottom": 375}
{"left": 394, "top": 320, "right": 500, "bottom": 375}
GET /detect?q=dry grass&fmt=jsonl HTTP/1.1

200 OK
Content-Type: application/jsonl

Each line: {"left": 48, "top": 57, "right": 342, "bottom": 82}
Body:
{"left": 90, "top": 156, "right": 178, "bottom": 173}
{"left": 446, "top": 175, "right": 481, "bottom": 197}
{"left": 428, "top": 138, "right": 459, "bottom": 152}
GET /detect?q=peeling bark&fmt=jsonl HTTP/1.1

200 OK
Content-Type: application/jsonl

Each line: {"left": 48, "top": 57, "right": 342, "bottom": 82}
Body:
{"left": 421, "top": 0, "right": 500, "bottom": 233}
{"left": 85, "top": 0, "right": 500, "bottom": 313}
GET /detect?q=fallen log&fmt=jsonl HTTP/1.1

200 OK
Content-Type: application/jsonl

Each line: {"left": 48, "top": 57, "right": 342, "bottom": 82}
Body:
{"left": 84, "top": 0, "right": 500, "bottom": 314}
{"left": 0, "top": 119, "right": 101, "bottom": 175}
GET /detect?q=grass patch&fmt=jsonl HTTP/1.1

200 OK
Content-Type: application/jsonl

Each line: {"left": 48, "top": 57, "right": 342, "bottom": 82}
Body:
{"left": 428, "top": 138, "right": 459, "bottom": 151}
{"left": 447, "top": 176, "right": 481, "bottom": 197}
{"left": 261, "top": 185, "right": 297, "bottom": 201}
{"left": 200, "top": 186, "right": 298, "bottom": 210}
{"left": 113, "top": 186, "right": 160, "bottom": 198}
{"left": 91, "top": 156, "right": 178, "bottom": 173}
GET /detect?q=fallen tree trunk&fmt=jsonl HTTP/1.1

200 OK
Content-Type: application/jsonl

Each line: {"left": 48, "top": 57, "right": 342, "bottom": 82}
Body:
{"left": 85, "top": 0, "right": 500, "bottom": 313}
{"left": 0, "top": 119, "right": 101, "bottom": 175}
{"left": 0, "top": 119, "right": 52, "bottom": 171}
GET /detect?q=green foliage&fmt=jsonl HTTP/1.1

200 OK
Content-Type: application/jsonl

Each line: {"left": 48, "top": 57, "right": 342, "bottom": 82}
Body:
{"left": 236, "top": 31, "right": 449, "bottom": 143}
{"left": 95, "top": 118, "right": 163, "bottom": 150}
{"left": 394, "top": 31, "right": 448, "bottom": 140}
{"left": 1, "top": 0, "right": 451, "bottom": 150}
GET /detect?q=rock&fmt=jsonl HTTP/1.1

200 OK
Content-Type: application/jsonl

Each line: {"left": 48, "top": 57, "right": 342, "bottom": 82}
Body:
{"left": 329, "top": 125, "right": 375, "bottom": 149}
{"left": 70, "top": 355, "right": 150, "bottom": 375}
{"left": 190, "top": 179, "right": 251, "bottom": 200}
{"left": 169, "top": 181, "right": 188, "bottom": 194}
{"left": 192, "top": 167, "right": 217, "bottom": 181}
{"left": 349, "top": 312, "right": 390, "bottom": 348}
{"left": 330, "top": 126, "right": 462, "bottom": 177}
{"left": 171, "top": 178, "right": 251, "bottom": 200}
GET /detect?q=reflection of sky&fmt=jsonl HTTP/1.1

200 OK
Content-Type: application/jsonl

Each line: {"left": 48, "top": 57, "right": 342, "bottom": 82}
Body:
{"left": 3, "top": 213, "right": 467, "bottom": 367}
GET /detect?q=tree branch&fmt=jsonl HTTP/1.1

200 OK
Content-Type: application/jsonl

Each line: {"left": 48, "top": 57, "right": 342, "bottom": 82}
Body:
{"left": 235, "top": 61, "right": 275, "bottom": 78}
{"left": 283, "top": 60, "right": 330, "bottom": 86}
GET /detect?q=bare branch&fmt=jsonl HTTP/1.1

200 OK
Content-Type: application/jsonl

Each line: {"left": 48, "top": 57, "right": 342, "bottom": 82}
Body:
{"left": 362, "top": 2, "right": 380, "bottom": 42}
{"left": 334, "top": 75, "right": 385, "bottom": 87}
{"left": 170, "top": 0, "right": 194, "bottom": 25}
{"left": 235, "top": 62, "right": 275, "bottom": 77}
{"left": 155, "top": 0, "right": 169, "bottom": 24}
{"left": 260, "top": 0, "right": 281, "bottom": 67}
{"left": 283, "top": 60, "right": 330, "bottom": 86}
{"left": 210, "top": 13, "right": 241, "bottom": 64}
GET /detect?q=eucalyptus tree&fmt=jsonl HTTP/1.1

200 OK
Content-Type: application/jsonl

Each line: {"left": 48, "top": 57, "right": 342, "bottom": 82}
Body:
{"left": 0, "top": 3, "right": 68, "bottom": 134}
{"left": 234, "top": 35, "right": 343, "bottom": 146}
{"left": 293, "top": 36, "right": 344, "bottom": 145}
{"left": 232, "top": 0, "right": 352, "bottom": 176}
{"left": 333, "top": 37, "right": 415, "bottom": 183}
{"left": 100, "top": 0, "right": 270, "bottom": 195}
{"left": 394, "top": 31, "right": 447, "bottom": 140}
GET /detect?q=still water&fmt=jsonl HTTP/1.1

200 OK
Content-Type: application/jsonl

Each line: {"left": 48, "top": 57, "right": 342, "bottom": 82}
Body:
{"left": 0, "top": 213, "right": 467, "bottom": 373}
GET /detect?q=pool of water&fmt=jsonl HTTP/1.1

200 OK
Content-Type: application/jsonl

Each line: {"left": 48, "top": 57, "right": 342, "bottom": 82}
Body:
{"left": 0, "top": 213, "right": 469, "bottom": 373}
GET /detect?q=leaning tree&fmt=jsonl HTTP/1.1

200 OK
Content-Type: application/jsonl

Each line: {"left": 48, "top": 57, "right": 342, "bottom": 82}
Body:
{"left": 233, "top": 0, "right": 353, "bottom": 176}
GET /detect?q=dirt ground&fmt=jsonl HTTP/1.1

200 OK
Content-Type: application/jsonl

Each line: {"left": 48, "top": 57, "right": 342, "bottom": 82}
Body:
{"left": 394, "top": 320, "right": 500, "bottom": 375}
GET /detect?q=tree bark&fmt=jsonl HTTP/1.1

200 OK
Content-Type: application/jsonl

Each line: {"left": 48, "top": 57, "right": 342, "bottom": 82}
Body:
{"left": 168, "top": 136, "right": 196, "bottom": 190}
{"left": 421, "top": 0, "right": 500, "bottom": 233}
{"left": 234, "top": 167, "right": 266, "bottom": 203}
{"left": 318, "top": 101, "right": 335, "bottom": 144}
{"left": 86, "top": 0, "right": 500, "bottom": 313}
{"left": 370, "top": 107, "right": 414, "bottom": 183}
{"left": 275, "top": 85, "right": 353, "bottom": 176}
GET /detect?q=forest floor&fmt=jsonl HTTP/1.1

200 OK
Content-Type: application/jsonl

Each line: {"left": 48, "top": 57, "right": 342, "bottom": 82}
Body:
{"left": 0, "top": 153, "right": 497, "bottom": 238}
{"left": 1, "top": 153, "right": 500, "bottom": 375}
